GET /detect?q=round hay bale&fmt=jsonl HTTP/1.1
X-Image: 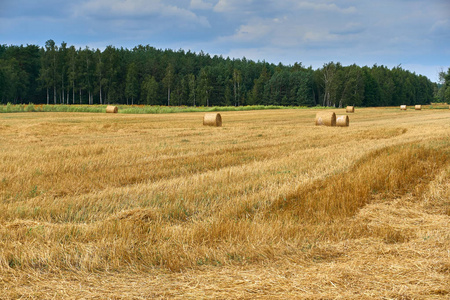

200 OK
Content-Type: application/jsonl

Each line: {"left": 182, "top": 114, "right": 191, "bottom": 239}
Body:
{"left": 336, "top": 115, "right": 349, "bottom": 127}
{"left": 315, "top": 111, "right": 336, "bottom": 126}
{"left": 346, "top": 106, "right": 355, "bottom": 113}
{"left": 203, "top": 113, "right": 222, "bottom": 127}
{"left": 106, "top": 105, "right": 118, "bottom": 113}
{"left": 415, "top": 105, "right": 422, "bottom": 110}
{"left": 400, "top": 105, "right": 407, "bottom": 110}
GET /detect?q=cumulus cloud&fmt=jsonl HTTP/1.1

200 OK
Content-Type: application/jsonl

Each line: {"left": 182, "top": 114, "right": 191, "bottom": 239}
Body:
{"left": 215, "top": 0, "right": 361, "bottom": 49}
{"left": 213, "top": 0, "right": 257, "bottom": 13}
{"left": 190, "top": 0, "right": 214, "bottom": 10}
{"left": 218, "top": 17, "right": 341, "bottom": 52}
{"left": 73, "top": 0, "right": 210, "bottom": 27}
{"left": 431, "top": 19, "right": 450, "bottom": 35}
{"left": 296, "top": 1, "right": 356, "bottom": 14}
{"left": 330, "top": 22, "right": 365, "bottom": 35}
{"left": 222, "top": 18, "right": 273, "bottom": 43}
{"left": 0, "top": 0, "right": 447, "bottom": 80}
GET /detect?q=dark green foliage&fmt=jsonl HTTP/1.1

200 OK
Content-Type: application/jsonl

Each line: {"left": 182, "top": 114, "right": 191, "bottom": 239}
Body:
{"left": 0, "top": 41, "right": 438, "bottom": 107}
{"left": 141, "top": 75, "right": 159, "bottom": 105}
{"left": 363, "top": 67, "right": 380, "bottom": 107}
{"left": 435, "top": 67, "right": 450, "bottom": 103}
{"left": 125, "top": 62, "right": 139, "bottom": 105}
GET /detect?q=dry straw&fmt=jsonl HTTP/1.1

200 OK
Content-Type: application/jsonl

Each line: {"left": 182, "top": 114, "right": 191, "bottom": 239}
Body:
{"left": 346, "top": 106, "right": 355, "bottom": 113}
{"left": 203, "top": 113, "right": 222, "bottom": 127}
{"left": 315, "top": 111, "right": 336, "bottom": 126}
{"left": 106, "top": 106, "right": 118, "bottom": 113}
{"left": 336, "top": 115, "right": 349, "bottom": 127}
{"left": 400, "top": 105, "right": 407, "bottom": 110}
{"left": 415, "top": 105, "right": 422, "bottom": 110}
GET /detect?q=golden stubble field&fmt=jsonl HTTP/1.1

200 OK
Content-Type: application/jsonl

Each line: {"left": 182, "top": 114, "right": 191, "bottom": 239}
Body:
{"left": 0, "top": 107, "right": 449, "bottom": 299}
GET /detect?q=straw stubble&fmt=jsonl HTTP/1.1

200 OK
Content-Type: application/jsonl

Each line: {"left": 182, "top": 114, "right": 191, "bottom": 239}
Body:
{"left": 1, "top": 108, "right": 449, "bottom": 299}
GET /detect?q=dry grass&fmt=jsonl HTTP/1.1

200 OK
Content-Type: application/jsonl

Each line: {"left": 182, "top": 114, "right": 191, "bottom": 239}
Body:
{"left": 0, "top": 107, "right": 449, "bottom": 299}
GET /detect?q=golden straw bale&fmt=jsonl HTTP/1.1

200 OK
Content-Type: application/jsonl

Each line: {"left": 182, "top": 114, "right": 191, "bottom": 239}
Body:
{"left": 346, "top": 106, "right": 355, "bottom": 113}
{"left": 336, "top": 115, "right": 349, "bottom": 127}
{"left": 106, "top": 105, "right": 118, "bottom": 113}
{"left": 415, "top": 105, "right": 422, "bottom": 110}
{"left": 203, "top": 113, "right": 222, "bottom": 127}
{"left": 315, "top": 111, "right": 336, "bottom": 126}
{"left": 400, "top": 105, "right": 407, "bottom": 110}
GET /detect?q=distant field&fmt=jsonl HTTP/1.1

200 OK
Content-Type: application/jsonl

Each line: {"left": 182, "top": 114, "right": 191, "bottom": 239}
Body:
{"left": 0, "top": 103, "right": 449, "bottom": 114}
{"left": 0, "top": 103, "right": 310, "bottom": 114}
{"left": 0, "top": 107, "right": 449, "bottom": 298}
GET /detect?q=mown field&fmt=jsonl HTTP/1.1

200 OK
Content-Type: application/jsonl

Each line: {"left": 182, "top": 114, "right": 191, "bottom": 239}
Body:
{"left": 0, "top": 107, "right": 449, "bottom": 299}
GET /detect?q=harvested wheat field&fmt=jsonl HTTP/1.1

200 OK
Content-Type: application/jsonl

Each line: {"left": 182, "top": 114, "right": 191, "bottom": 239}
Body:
{"left": 0, "top": 107, "right": 449, "bottom": 299}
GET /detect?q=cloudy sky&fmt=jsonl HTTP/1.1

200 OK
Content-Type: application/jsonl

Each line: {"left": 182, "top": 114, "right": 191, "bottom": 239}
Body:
{"left": 1, "top": 0, "right": 449, "bottom": 81}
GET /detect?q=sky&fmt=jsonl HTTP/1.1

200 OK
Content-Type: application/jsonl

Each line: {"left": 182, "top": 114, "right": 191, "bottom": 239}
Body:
{"left": 1, "top": 0, "right": 449, "bottom": 82}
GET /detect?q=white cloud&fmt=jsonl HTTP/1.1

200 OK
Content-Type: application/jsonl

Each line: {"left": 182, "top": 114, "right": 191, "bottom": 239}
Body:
{"left": 216, "top": 7, "right": 357, "bottom": 48}
{"left": 212, "top": 0, "right": 356, "bottom": 15}
{"left": 1, "top": 0, "right": 448, "bottom": 81}
{"left": 212, "top": 0, "right": 363, "bottom": 49}
{"left": 431, "top": 19, "right": 450, "bottom": 35}
{"left": 330, "top": 22, "right": 365, "bottom": 35}
{"left": 296, "top": 1, "right": 356, "bottom": 14}
{"left": 224, "top": 18, "right": 273, "bottom": 42}
{"left": 190, "top": 0, "right": 214, "bottom": 10}
{"left": 74, "top": 0, "right": 210, "bottom": 27}
{"left": 213, "top": 0, "right": 254, "bottom": 13}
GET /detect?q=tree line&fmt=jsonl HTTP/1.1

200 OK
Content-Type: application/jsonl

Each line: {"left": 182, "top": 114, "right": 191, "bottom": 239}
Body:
{"left": 436, "top": 68, "right": 450, "bottom": 103}
{"left": 0, "top": 40, "right": 443, "bottom": 107}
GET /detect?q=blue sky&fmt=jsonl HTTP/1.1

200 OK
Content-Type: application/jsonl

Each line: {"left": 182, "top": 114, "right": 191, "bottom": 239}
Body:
{"left": 1, "top": 0, "right": 449, "bottom": 82}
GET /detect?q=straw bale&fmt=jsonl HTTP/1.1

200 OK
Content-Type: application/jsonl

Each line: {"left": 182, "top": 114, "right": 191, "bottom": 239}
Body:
{"left": 336, "top": 115, "right": 349, "bottom": 127}
{"left": 106, "top": 105, "right": 118, "bottom": 113}
{"left": 415, "top": 105, "right": 422, "bottom": 110}
{"left": 346, "top": 106, "right": 355, "bottom": 113}
{"left": 400, "top": 105, "right": 407, "bottom": 110}
{"left": 203, "top": 113, "right": 222, "bottom": 127}
{"left": 315, "top": 111, "right": 336, "bottom": 126}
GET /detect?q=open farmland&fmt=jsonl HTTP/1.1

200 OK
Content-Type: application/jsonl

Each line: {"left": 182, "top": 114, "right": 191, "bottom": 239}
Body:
{"left": 0, "top": 107, "right": 449, "bottom": 299}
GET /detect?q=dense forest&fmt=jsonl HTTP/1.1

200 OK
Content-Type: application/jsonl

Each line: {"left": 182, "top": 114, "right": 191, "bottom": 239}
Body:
{"left": 0, "top": 40, "right": 447, "bottom": 107}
